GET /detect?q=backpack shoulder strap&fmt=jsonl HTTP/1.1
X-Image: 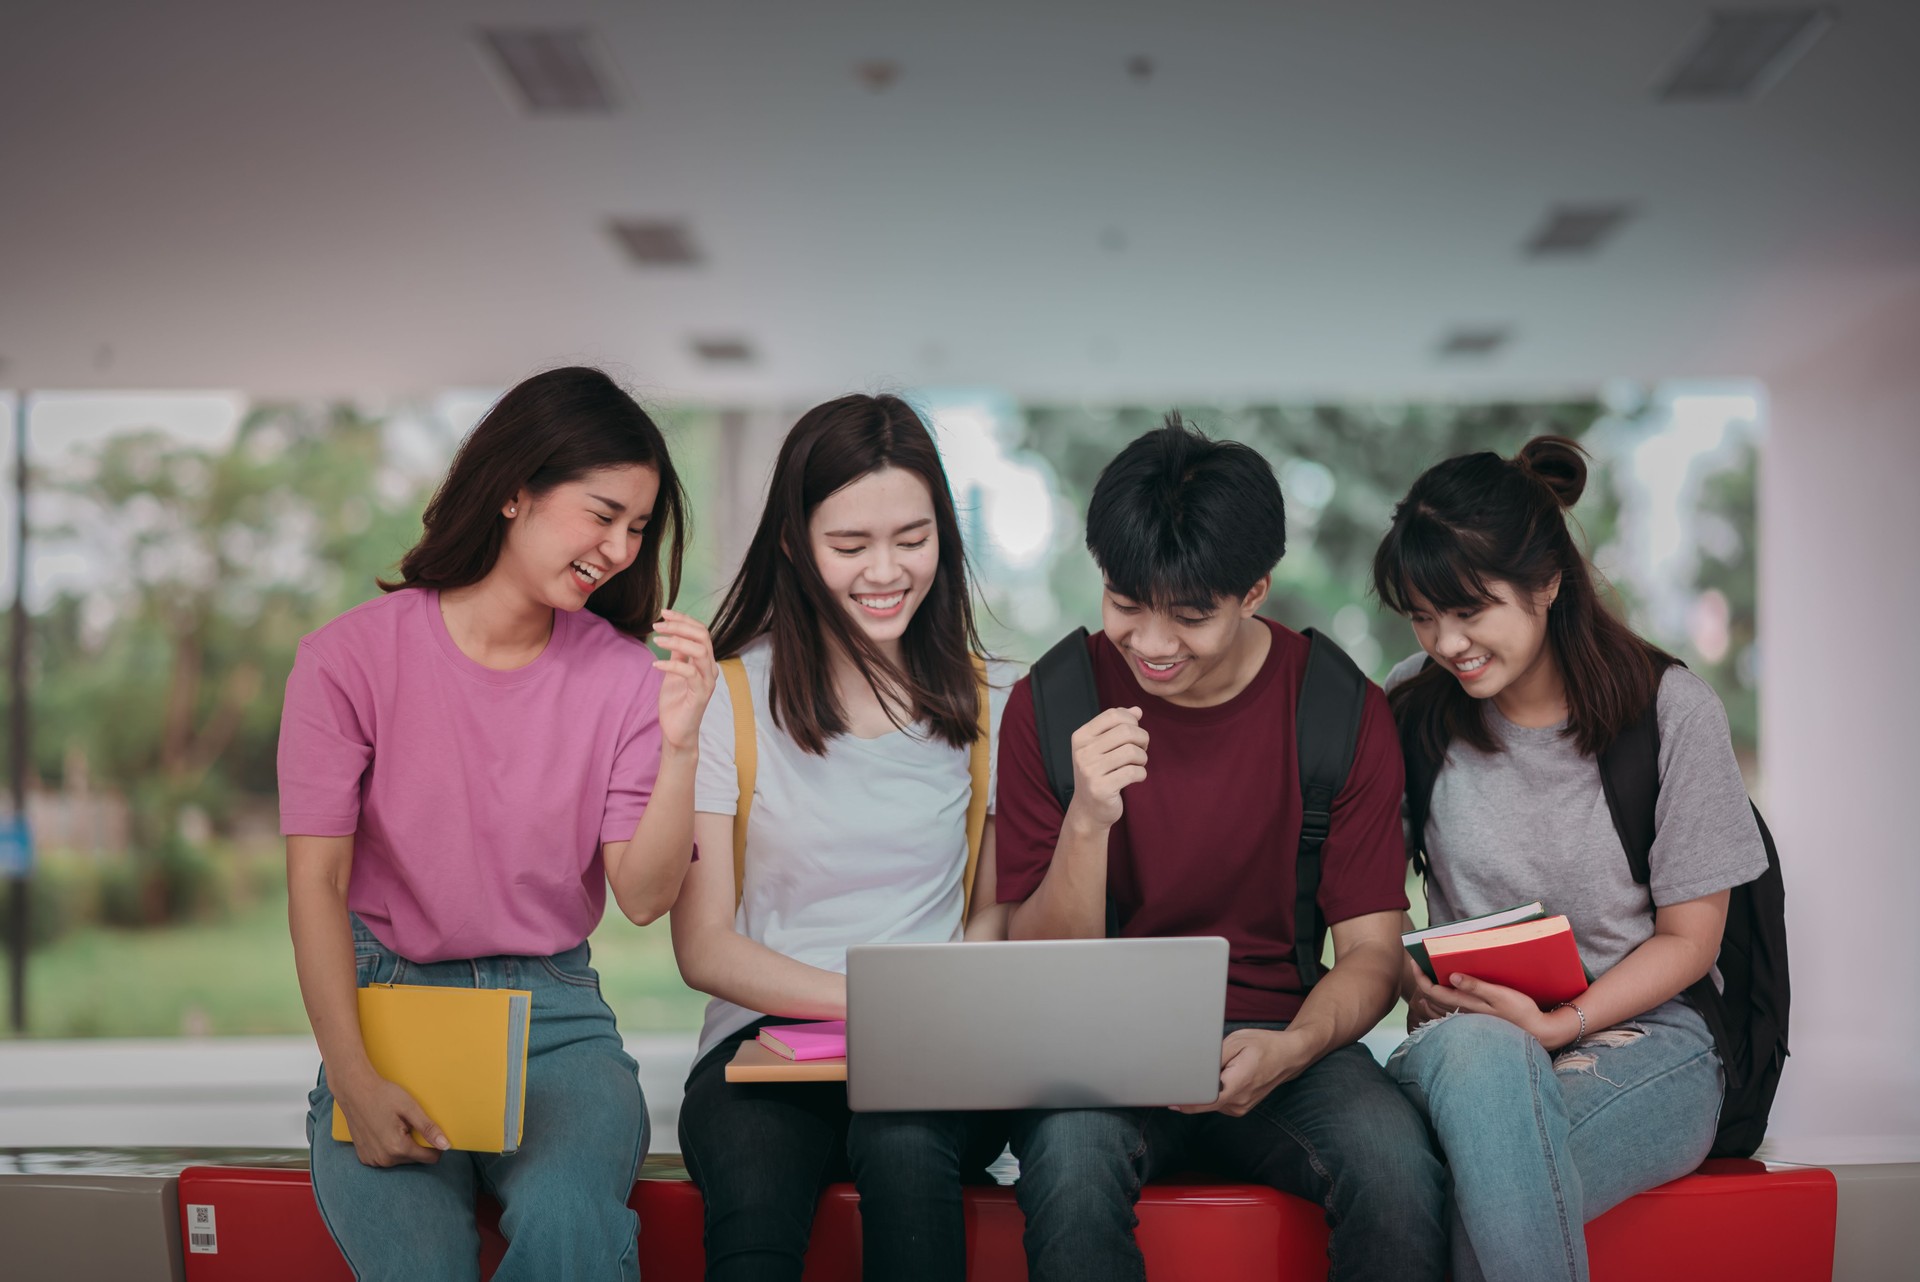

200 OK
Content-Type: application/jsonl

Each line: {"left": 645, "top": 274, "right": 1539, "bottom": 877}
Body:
{"left": 1597, "top": 690, "right": 1662, "bottom": 886}
{"left": 1031, "top": 628, "right": 1097, "bottom": 813}
{"left": 1031, "top": 627, "right": 1120, "bottom": 935}
{"left": 961, "top": 654, "right": 991, "bottom": 922}
{"left": 1294, "top": 628, "right": 1369, "bottom": 985}
{"left": 721, "top": 657, "right": 756, "bottom": 909}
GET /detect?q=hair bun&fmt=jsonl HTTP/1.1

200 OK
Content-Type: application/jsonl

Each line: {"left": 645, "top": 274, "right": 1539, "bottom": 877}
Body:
{"left": 1515, "top": 435, "right": 1588, "bottom": 509}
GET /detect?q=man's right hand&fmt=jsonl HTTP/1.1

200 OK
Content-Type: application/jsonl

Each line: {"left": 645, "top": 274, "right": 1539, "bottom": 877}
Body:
{"left": 333, "top": 1070, "right": 451, "bottom": 1167}
{"left": 1065, "top": 707, "right": 1149, "bottom": 831}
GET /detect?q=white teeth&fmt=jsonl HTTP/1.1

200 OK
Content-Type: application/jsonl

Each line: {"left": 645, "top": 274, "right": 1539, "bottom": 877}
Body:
{"left": 856, "top": 592, "right": 904, "bottom": 609}
{"left": 571, "top": 561, "right": 603, "bottom": 583}
{"left": 1455, "top": 655, "right": 1490, "bottom": 672}
{"left": 1143, "top": 659, "right": 1178, "bottom": 671}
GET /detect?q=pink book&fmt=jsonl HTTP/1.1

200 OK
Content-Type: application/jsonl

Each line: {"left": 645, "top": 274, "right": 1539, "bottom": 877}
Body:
{"left": 756, "top": 1020, "right": 847, "bottom": 1061}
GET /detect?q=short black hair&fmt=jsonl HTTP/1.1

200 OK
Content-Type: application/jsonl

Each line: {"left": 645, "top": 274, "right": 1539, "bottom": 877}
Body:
{"left": 1084, "top": 412, "right": 1286, "bottom": 609}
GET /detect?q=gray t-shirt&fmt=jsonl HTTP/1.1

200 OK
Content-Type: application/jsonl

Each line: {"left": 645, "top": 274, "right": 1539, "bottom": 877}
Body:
{"left": 692, "top": 637, "right": 1017, "bottom": 1059}
{"left": 1385, "top": 654, "right": 1766, "bottom": 977}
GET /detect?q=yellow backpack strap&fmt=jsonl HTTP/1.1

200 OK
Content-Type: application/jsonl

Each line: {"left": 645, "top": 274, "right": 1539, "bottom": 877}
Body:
{"left": 961, "top": 655, "right": 991, "bottom": 921}
{"left": 721, "top": 657, "right": 756, "bottom": 909}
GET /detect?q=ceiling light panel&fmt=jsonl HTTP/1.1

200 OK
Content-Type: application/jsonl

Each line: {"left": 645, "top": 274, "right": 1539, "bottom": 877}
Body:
{"left": 1526, "top": 204, "right": 1636, "bottom": 257}
{"left": 609, "top": 220, "right": 701, "bottom": 267}
{"left": 1658, "top": 8, "right": 1835, "bottom": 102}
{"left": 1437, "top": 327, "right": 1511, "bottom": 358}
{"left": 479, "top": 28, "right": 616, "bottom": 114}
{"left": 692, "top": 338, "right": 755, "bottom": 364}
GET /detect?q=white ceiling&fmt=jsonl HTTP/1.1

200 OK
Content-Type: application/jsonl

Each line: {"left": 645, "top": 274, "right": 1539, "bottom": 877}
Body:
{"left": 3, "top": 0, "right": 1917, "bottom": 402}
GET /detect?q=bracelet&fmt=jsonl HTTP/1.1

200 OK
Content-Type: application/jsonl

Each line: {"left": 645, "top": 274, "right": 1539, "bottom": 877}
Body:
{"left": 1557, "top": 1001, "right": 1588, "bottom": 1042}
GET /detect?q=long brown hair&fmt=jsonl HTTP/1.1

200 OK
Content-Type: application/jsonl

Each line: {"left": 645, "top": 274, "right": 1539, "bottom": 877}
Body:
{"left": 382, "top": 366, "right": 687, "bottom": 636}
{"left": 708, "top": 394, "right": 985, "bottom": 755}
{"left": 1371, "top": 435, "right": 1672, "bottom": 760}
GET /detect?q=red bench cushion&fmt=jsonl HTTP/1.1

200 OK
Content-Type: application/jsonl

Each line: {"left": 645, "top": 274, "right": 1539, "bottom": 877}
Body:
{"left": 176, "top": 1157, "right": 1836, "bottom": 1282}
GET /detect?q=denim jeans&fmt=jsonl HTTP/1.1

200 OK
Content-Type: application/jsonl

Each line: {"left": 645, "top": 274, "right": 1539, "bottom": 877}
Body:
{"left": 306, "top": 916, "right": 648, "bottom": 1282}
{"left": 678, "top": 1017, "right": 1008, "bottom": 1282}
{"left": 1386, "top": 997, "right": 1723, "bottom": 1282}
{"left": 1007, "top": 1022, "right": 1448, "bottom": 1282}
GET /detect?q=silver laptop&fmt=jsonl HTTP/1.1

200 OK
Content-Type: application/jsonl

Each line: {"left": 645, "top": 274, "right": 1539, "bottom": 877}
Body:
{"left": 845, "top": 936, "right": 1229, "bottom": 1112}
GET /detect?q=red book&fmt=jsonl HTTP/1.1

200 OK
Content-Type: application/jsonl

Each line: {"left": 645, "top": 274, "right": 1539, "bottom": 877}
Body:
{"left": 1424, "top": 915, "right": 1590, "bottom": 1007}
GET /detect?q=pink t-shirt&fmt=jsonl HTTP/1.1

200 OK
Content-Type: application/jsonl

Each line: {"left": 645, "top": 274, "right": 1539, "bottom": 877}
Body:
{"left": 277, "top": 587, "right": 664, "bottom": 962}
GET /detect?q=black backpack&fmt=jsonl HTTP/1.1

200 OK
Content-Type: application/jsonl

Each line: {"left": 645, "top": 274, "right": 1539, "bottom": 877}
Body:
{"left": 1030, "top": 626, "right": 1368, "bottom": 985}
{"left": 1400, "top": 665, "right": 1790, "bottom": 1160}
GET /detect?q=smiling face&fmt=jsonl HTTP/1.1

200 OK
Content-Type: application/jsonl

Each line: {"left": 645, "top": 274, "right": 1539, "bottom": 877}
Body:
{"left": 1406, "top": 576, "right": 1560, "bottom": 704}
{"left": 498, "top": 464, "right": 660, "bottom": 614}
{"left": 808, "top": 466, "right": 939, "bottom": 661}
{"left": 1101, "top": 578, "right": 1268, "bottom": 705}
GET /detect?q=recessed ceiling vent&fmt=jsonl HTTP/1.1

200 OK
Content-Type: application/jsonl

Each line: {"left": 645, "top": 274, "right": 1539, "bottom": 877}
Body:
{"left": 1658, "top": 8, "right": 1835, "bottom": 101}
{"left": 692, "top": 338, "right": 755, "bottom": 365}
{"left": 479, "top": 28, "right": 617, "bottom": 114}
{"left": 609, "top": 220, "right": 701, "bottom": 266}
{"left": 1436, "top": 327, "right": 1512, "bottom": 358}
{"left": 1526, "top": 204, "right": 1636, "bottom": 257}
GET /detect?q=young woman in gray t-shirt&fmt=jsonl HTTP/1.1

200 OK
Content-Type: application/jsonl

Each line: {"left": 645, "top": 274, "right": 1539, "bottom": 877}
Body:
{"left": 1370, "top": 436, "right": 1766, "bottom": 1282}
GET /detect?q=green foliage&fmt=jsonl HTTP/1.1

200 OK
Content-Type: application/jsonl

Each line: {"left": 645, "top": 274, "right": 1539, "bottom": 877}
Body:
{"left": 1687, "top": 438, "right": 1760, "bottom": 760}
{"left": 14, "top": 872, "right": 707, "bottom": 1038}
{"left": 17, "top": 404, "right": 432, "bottom": 882}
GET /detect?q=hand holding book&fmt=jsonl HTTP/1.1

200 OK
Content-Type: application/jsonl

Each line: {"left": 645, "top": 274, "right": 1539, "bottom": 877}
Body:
{"left": 1402, "top": 904, "right": 1591, "bottom": 1008}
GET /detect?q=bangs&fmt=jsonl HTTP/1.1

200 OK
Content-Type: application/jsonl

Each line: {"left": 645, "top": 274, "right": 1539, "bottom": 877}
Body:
{"left": 1097, "top": 529, "right": 1236, "bottom": 613}
{"left": 1373, "top": 513, "right": 1502, "bottom": 617}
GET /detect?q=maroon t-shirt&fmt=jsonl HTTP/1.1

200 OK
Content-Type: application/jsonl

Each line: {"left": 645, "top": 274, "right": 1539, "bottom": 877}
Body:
{"left": 995, "top": 620, "right": 1409, "bottom": 1022}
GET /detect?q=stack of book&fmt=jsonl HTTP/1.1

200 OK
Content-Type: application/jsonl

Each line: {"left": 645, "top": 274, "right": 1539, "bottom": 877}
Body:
{"left": 1402, "top": 901, "right": 1591, "bottom": 1007}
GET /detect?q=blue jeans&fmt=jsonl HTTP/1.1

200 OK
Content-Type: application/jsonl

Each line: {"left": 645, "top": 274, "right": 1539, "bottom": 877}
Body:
{"left": 678, "top": 1017, "right": 1008, "bottom": 1282}
{"left": 306, "top": 917, "right": 648, "bottom": 1282}
{"left": 1008, "top": 1023, "right": 1447, "bottom": 1282}
{"left": 1386, "top": 997, "right": 1723, "bottom": 1282}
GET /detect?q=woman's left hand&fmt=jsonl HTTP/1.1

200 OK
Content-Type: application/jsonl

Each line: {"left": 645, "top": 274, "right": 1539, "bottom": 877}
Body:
{"left": 652, "top": 609, "right": 718, "bottom": 753}
{"left": 1440, "top": 973, "right": 1582, "bottom": 1050}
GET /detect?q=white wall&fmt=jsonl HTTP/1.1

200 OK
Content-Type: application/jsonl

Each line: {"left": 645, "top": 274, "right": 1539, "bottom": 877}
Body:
{"left": 1760, "top": 280, "right": 1920, "bottom": 1164}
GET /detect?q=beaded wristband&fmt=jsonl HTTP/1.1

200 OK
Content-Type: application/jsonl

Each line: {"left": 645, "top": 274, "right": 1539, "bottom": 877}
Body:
{"left": 1557, "top": 1001, "right": 1588, "bottom": 1042}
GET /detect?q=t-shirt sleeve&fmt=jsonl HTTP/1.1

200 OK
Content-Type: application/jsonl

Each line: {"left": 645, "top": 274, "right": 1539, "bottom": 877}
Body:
{"left": 694, "top": 664, "right": 740, "bottom": 816}
{"left": 1316, "top": 681, "right": 1413, "bottom": 925}
{"left": 600, "top": 666, "right": 664, "bottom": 844}
{"left": 993, "top": 676, "right": 1063, "bottom": 904}
{"left": 277, "top": 640, "right": 372, "bottom": 838}
{"left": 1647, "top": 676, "right": 1767, "bottom": 906}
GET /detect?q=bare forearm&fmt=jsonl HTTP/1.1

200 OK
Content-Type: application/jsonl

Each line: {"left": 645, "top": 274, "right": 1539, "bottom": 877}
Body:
{"left": 1560, "top": 931, "right": 1716, "bottom": 1034}
{"left": 1007, "top": 812, "right": 1110, "bottom": 940}
{"left": 1284, "top": 939, "right": 1402, "bottom": 1064}
{"left": 606, "top": 745, "right": 699, "bottom": 926}
{"left": 287, "top": 864, "right": 376, "bottom": 1092}
{"left": 673, "top": 922, "right": 848, "bottom": 1020}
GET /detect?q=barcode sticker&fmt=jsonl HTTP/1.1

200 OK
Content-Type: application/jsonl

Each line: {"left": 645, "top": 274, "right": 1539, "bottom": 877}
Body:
{"left": 187, "top": 1203, "right": 218, "bottom": 1254}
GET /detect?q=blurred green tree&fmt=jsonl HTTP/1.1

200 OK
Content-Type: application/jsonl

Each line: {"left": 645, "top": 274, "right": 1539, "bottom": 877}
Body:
{"left": 22, "top": 404, "right": 428, "bottom": 918}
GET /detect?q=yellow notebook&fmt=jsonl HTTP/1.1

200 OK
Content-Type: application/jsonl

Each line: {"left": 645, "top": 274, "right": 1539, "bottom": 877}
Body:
{"left": 331, "top": 983, "right": 533, "bottom": 1154}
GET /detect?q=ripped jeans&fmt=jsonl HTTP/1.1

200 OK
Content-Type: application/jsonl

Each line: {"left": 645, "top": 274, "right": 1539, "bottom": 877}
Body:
{"left": 1386, "top": 997, "right": 1721, "bottom": 1282}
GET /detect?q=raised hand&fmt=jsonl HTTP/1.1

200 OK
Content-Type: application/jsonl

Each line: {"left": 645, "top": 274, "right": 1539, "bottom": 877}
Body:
{"left": 1065, "top": 706, "right": 1149, "bottom": 831}
{"left": 652, "top": 609, "right": 718, "bottom": 753}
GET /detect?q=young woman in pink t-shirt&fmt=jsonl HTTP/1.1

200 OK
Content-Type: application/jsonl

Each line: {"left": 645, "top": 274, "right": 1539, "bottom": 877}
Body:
{"left": 278, "top": 367, "right": 716, "bottom": 1281}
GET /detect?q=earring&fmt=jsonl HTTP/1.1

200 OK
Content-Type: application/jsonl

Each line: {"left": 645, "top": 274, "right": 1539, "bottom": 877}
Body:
{"left": 506, "top": 506, "right": 517, "bottom": 516}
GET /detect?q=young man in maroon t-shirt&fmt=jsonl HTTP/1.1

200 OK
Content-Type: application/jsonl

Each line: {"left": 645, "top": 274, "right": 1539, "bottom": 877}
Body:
{"left": 996, "top": 417, "right": 1445, "bottom": 1282}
